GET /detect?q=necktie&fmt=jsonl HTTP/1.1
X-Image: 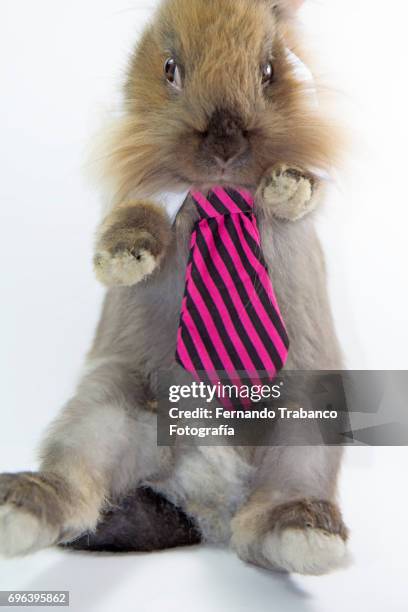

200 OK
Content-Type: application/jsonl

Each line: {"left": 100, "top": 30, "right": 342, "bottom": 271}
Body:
{"left": 175, "top": 187, "right": 289, "bottom": 381}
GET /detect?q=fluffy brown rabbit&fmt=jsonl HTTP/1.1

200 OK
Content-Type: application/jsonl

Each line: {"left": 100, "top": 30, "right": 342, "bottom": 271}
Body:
{"left": 0, "top": 0, "right": 349, "bottom": 575}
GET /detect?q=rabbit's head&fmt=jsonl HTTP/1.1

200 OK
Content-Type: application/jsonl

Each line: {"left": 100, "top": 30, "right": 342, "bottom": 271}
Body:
{"left": 104, "top": 0, "right": 338, "bottom": 201}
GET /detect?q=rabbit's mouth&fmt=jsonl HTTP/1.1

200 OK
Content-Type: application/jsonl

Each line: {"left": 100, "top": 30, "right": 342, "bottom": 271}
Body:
{"left": 211, "top": 164, "right": 237, "bottom": 183}
{"left": 200, "top": 150, "right": 256, "bottom": 188}
{"left": 171, "top": 150, "right": 259, "bottom": 191}
{"left": 210, "top": 166, "right": 246, "bottom": 185}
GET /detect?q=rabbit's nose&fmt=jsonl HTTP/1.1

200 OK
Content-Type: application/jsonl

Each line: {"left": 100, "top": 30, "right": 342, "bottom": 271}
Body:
{"left": 203, "top": 108, "right": 249, "bottom": 164}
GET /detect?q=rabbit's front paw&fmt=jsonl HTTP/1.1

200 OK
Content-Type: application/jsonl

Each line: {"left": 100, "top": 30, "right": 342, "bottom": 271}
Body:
{"left": 0, "top": 472, "right": 68, "bottom": 557}
{"left": 94, "top": 203, "right": 171, "bottom": 288}
{"left": 259, "top": 164, "right": 317, "bottom": 221}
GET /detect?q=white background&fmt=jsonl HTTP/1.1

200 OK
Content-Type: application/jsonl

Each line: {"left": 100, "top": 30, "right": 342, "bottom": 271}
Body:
{"left": 1, "top": 1, "right": 408, "bottom": 611}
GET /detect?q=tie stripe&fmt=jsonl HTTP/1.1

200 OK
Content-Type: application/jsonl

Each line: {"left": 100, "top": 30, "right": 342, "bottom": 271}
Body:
{"left": 193, "top": 232, "right": 264, "bottom": 372}
{"left": 237, "top": 213, "right": 265, "bottom": 255}
{"left": 188, "top": 275, "right": 246, "bottom": 371}
{"left": 176, "top": 187, "right": 289, "bottom": 383}
{"left": 179, "top": 325, "right": 204, "bottom": 372}
{"left": 186, "top": 297, "right": 232, "bottom": 372}
{"left": 227, "top": 215, "right": 289, "bottom": 348}
{"left": 201, "top": 219, "right": 283, "bottom": 372}
{"left": 192, "top": 187, "right": 254, "bottom": 218}
{"left": 208, "top": 189, "right": 246, "bottom": 216}
{"left": 210, "top": 187, "right": 252, "bottom": 214}
{"left": 218, "top": 217, "right": 288, "bottom": 354}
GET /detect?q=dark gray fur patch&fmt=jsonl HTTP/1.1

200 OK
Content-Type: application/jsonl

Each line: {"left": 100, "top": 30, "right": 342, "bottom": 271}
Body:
{"left": 64, "top": 487, "right": 201, "bottom": 553}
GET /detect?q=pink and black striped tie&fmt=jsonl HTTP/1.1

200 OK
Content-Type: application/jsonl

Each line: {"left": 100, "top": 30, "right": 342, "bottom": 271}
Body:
{"left": 176, "top": 187, "right": 289, "bottom": 379}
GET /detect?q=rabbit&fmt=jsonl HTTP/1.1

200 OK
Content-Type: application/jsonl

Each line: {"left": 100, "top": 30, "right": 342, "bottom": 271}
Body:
{"left": 0, "top": 0, "right": 349, "bottom": 575}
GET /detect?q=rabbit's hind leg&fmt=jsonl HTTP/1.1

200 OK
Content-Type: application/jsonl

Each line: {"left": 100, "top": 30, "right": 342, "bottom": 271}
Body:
{"left": 0, "top": 361, "right": 162, "bottom": 557}
{"left": 231, "top": 447, "right": 349, "bottom": 575}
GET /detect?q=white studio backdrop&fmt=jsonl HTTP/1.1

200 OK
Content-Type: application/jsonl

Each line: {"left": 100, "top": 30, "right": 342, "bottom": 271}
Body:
{"left": 0, "top": 3, "right": 408, "bottom": 611}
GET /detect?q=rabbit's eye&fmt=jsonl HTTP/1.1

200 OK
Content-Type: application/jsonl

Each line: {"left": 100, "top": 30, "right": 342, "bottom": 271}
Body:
{"left": 261, "top": 62, "right": 274, "bottom": 85}
{"left": 164, "top": 58, "right": 182, "bottom": 90}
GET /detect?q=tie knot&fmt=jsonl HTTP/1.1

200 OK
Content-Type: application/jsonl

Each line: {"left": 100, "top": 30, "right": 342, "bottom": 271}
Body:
{"left": 190, "top": 187, "right": 254, "bottom": 219}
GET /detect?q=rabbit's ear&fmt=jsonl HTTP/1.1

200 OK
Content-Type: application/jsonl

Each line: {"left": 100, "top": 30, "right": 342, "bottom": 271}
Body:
{"left": 267, "top": 0, "right": 304, "bottom": 18}
{"left": 287, "top": 0, "right": 304, "bottom": 10}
